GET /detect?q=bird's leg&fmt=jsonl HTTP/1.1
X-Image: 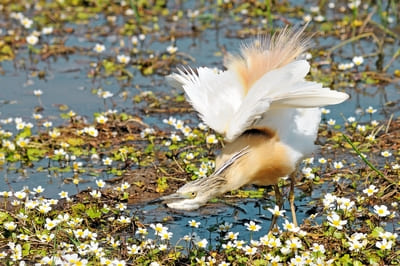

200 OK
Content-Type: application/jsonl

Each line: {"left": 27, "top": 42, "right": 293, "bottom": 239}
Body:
{"left": 289, "top": 173, "right": 298, "bottom": 227}
{"left": 269, "top": 184, "right": 283, "bottom": 231}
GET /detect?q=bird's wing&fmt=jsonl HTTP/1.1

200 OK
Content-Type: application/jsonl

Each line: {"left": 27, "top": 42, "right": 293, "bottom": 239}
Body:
{"left": 224, "top": 60, "right": 348, "bottom": 141}
{"left": 167, "top": 67, "right": 244, "bottom": 135}
{"left": 168, "top": 60, "right": 348, "bottom": 142}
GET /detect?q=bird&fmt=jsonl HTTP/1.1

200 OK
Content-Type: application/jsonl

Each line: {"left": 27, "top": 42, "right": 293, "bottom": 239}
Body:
{"left": 159, "top": 26, "right": 349, "bottom": 227}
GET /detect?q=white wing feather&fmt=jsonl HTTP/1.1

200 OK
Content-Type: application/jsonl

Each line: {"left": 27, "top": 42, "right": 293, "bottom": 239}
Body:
{"left": 168, "top": 59, "right": 348, "bottom": 142}
{"left": 167, "top": 67, "right": 244, "bottom": 134}
{"left": 224, "top": 60, "right": 348, "bottom": 141}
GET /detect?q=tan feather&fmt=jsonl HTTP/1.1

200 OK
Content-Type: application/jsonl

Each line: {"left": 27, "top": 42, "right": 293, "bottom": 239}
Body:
{"left": 215, "top": 127, "right": 295, "bottom": 191}
{"left": 224, "top": 25, "right": 311, "bottom": 94}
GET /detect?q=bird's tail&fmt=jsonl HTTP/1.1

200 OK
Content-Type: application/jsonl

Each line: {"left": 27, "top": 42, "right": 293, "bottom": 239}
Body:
{"left": 224, "top": 25, "right": 311, "bottom": 95}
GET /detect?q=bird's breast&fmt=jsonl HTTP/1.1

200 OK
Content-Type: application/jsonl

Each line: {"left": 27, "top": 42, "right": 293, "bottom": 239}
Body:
{"left": 217, "top": 127, "right": 297, "bottom": 189}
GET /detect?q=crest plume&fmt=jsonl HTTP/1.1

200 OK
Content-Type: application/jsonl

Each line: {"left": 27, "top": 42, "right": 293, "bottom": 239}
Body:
{"left": 225, "top": 25, "right": 311, "bottom": 94}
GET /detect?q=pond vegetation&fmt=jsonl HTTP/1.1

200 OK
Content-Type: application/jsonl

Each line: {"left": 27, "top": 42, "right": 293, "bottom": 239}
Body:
{"left": 0, "top": 0, "right": 399, "bottom": 265}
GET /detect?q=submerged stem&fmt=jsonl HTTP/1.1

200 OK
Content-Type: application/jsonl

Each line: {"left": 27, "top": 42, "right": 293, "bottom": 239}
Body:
{"left": 342, "top": 134, "right": 395, "bottom": 185}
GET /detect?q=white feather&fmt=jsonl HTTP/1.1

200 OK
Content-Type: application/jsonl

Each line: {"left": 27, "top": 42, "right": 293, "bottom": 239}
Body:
{"left": 167, "top": 67, "right": 244, "bottom": 134}
{"left": 224, "top": 60, "right": 348, "bottom": 141}
{"left": 168, "top": 59, "right": 348, "bottom": 143}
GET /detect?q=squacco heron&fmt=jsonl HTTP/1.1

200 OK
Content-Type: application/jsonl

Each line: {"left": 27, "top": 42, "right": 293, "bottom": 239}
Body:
{"left": 160, "top": 26, "right": 349, "bottom": 226}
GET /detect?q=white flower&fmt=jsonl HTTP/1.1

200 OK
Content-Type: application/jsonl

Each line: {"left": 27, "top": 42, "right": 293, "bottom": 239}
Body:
{"left": 282, "top": 219, "right": 299, "bottom": 233}
{"left": 170, "top": 133, "right": 181, "bottom": 142}
{"left": 365, "top": 106, "right": 377, "bottom": 114}
{"left": 363, "top": 185, "right": 378, "bottom": 196}
{"left": 45, "top": 218, "right": 59, "bottom": 230}
{"left": 321, "top": 108, "right": 330, "bottom": 114}
{"left": 166, "top": 45, "right": 178, "bottom": 54}
{"left": 117, "top": 216, "right": 131, "bottom": 224}
{"left": 21, "top": 17, "right": 33, "bottom": 28}
{"left": 16, "top": 138, "right": 29, "bottom": 148}
{"left": 98, "top": 90, "right": 113, "bottom": 99}
{"left": 379, "top": 231, "right": 398, "bottom": 241}
{"left": 117, "top": 54, "right": 130, "bottom": 64}
{"left": 160, "top": 230, "right": 172, "bottom": 240}
{"left": 245, "top": 221, "right": 261, "bottom": 232}
{"left": 381, "top": 150, "right": 392, "bottom": 158}
{"left": 26, "top": 34, "right": 39, "bottom": 45}
{"left": 150, "top": 223, "right": 167, "bottom": 236}
{"left": 43, "top": 121, "right": 52, "bottom": 128}
{"left": 139, "top": 34, "right": 146, "bottom": 40}
{"left": 374, "top": 205, "right": 390, "bottom": 217}
{"left": 14, "top": 191, "right": 27, "bottom": 200}
{"left": 42, "top": 26, "right": 53, "bottom": 35}
{"left": 33, "top": 89, "right": 43, "bottom": 96}
{"left": 4, "top": 221, "right": 17, "bottom": 231}
{"left": 206, "top": 134, "right": 218, "bottom": 144}
{"left": 198, "top": 122, "right": 207, "bottom": 130}
{"left": 89, "top": 190, "right": 101, "bottom": 198}
{"left": 185, "top": 153, "right": 194, "bottom": 160}
{"left": 163, "top": 116, "right": 176, "bottom": 125}
{"left": 333, "top": 161, "right": 343, "bottom": 169}
{"left": 131, "top": 36, "right": 139, "bottom": 45}
{"left": 302, "top": 157, "right": 314, "bottom": 164}
{"left": 285, "top": 237, "right": 303, "bottom": 250}
{"left": 347, "top": 116, "right": 356, "bottom": 123}
{"left": 196, "top": 238, "right": 208, "bottom": 248}
{"left": 313, "top": 15, "right": 325, "bottom": 22}
{"left": 348, "top": 0, "right": 361, "bottom": 10}
{"left": 96, "top": 115, "right": 108, "bottom": 124}
{"left": 366, "top": 134, "right": 375, "bottom": 141}
{"left": 174, "top": 120, "right": 184, "bottom": 130}
{"left": 357, "top": 124, "right": 366, "bottom": 132}
{"left": 376, "top": 239, "right": 393, "bottom": 250}
{"left": 243, "top": 245, "right": 257, "bottom": 255}
{"left": 102, "top": 157, "right": 112, "bottom": 166}
{"left": 54, "top": 148, "right": 66, "bottom": 156}
{"left": 96, "top": 179, "right": 105, "bottom": 188}
{"left": 327, "top": 212, "right": 347, "bottom": 230}
{"left": 352, "top": 56, "right": 364, "bottom": 66}
{"left": 327, "top": 119, "right": 336, "bottom": 126}
{"left": 93, "top": 43, "right": 105, "bottom": 53}
{"left": 188, "top": 220, "right": 200, "bottom": 228}
{"left": 303, "top": 14, "right": 312, "bottom": 22}
{"left": 371, "top": 120, "right": 379, "bottom": 127}
{"left": 59, "top": 191, "right": 69, "bottom": 199}
{"left": 267, "top": 205, "right": 286, "bottom": 217}
{"left": 338, "top": 197, "right": 355, "bottom": 211}
{"left": 312, "top": 243, "right": 326, "bottom": 253}
{"left": 348, "top": 239, "right": 367, "bottom": 251}
{"left": 85, "top": 126, "right": 99, "bottom": 137}
{"left": 224, "top": 231, "right": 239, "bottom": 241}
{"left": 33, "top": 186, "right": 44, "bottom": 194}
{"left": 338, "top": 62, "right": 354, "bottom": 70}
{"left": 302, "top": 167, "right": 315, "bottom": 179}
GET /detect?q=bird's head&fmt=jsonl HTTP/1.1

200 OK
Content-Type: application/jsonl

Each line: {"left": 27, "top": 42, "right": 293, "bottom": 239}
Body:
{"left": 159, "top": 175, "right": 227, "bottom": 210}
{"left": 156, "top": 146, "right": 250, "bottom": 211}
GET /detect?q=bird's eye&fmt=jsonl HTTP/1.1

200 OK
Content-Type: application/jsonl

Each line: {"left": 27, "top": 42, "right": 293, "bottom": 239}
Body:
{"left": 190, "top": 192, "right": 197, "bottom": 198}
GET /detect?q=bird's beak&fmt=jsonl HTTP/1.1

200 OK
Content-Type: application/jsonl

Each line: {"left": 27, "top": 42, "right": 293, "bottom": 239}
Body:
{"left": 148, "top": 193, "right": 186, "bottom": 205}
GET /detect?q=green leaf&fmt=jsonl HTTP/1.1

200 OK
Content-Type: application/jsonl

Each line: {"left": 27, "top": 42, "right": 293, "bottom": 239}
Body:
{"left": 102, "top": 60, "right": 118, "bottom": 76}
{"left": 0, "top": 212, "right": 11, "bottom": 223}
{"left": 22, "top": 242, "right": 31, "bottom": 256}
{"left": 16, "top": 127, "right": 32, "bottom": 139}
{"left": 26, "top": 148, "right": 47, "bottom": 161}
{"left": 371, "top": 226, "right": 384, "bottom": 238}
{"left": 339, "top": 254, "right": 352, "bottom": 264}
{"left": 86, "top": 206, "right": 102, "bottom": 219}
